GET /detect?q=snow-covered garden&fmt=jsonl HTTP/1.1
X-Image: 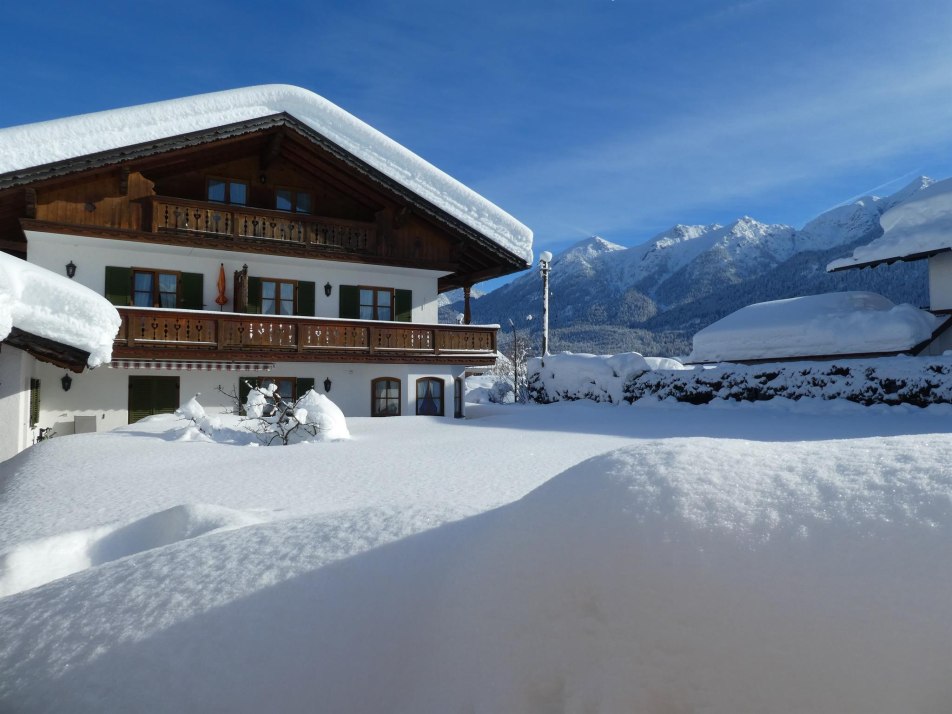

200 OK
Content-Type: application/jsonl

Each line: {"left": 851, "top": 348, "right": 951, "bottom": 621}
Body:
{"left": 2, "top": 382, "right": 951, "bottom": 713}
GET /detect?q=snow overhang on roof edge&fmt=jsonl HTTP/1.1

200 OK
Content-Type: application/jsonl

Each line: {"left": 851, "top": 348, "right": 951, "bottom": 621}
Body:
{"left": 0, "top": 84, "right": 533, "bottom": 265}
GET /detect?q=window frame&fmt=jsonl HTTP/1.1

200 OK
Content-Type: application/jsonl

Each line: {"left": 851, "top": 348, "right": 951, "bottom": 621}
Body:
{"left": 371, "top": 377, "right": 401, "bottom": 417}
{"left": 259, "top": 278, "right": 297, "bottom": 316}
{"left": 359, "top": 286, "right": 395, "bottom": 321}
{"left": 206, "top": 176, "right": 249, "bottom": 206}
{"left": 415, "top": 377, "right": 445, "bottom": 416}
{"left": 275, "top": 186, "right": 313, "bottom": 214}
{"left": 131, "top": 268, "right": 181, "bottom": 308}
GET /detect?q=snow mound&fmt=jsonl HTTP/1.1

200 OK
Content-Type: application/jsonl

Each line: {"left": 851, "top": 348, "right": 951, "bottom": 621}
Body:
{"left": 689, "top": 291, "right": 938, "bottom": 363}
{"left": 0, "top": 250, "right": 120, "bottom": 367}
{"left": 0, "top": 504, "right": 266, "bottom": 597}
{"left": 295, "top": 389, "right": 350, "bottom": 439}
{"left": 828, "top": 176, "right": 951, "bottom": 269}
{"left": 403, "top": 438, "right": 952, "bottom": 712}
{"left": 0, "top": 84, "right": 532, "bottom": 264}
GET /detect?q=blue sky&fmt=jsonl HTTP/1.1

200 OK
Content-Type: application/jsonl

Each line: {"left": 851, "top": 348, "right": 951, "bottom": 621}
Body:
{"left": 2, "top": 0, "right": 950, "bottom": 287}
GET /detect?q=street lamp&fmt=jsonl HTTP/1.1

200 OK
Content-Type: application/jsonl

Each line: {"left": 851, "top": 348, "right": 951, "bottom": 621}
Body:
{"left": 539, "top": 251, "right": 553, "bottom": 362}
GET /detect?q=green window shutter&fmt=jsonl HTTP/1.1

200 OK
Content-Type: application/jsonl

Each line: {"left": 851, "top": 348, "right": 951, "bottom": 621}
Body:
{"left": 239, "top": 376, "right": 254, "bottom": 416}
{"left": 105, "top": 266, "right": 131, "bottom": 306}
{"left": 247, "top": 277, "right": 262, "bottom": 314}
{"left": 298, "top": 281, "right": 316, "bottom": 316}
{"left": 297, "top": 377, "right": 314, "bottom": 399}
{"left": 180, "top": 272, "right": 204, "bottom": 310}
{"left": 339, "top": 285, "right": 359, "bottom": 319}
{"left": 395, "top": 289, "right": 412, "bottom": 322}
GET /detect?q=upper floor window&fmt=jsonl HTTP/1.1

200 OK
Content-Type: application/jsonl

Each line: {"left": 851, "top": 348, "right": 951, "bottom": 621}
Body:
{"left": 133, "top": 269, "right": 179, "bottom": 308}
{"left": 276, "top": 188, "right": 313, "bottom": 214}
{"left": 360, "top": 287, "right": 393, "bottom": 321}
{"left": 207, "top": 178, "right": 248, "bottom": 206}
{"left": 339, "top": 285, "right": 411, "bottom": 322}
{"left": 261, "top": 279, "right": 296, "bottom": 316}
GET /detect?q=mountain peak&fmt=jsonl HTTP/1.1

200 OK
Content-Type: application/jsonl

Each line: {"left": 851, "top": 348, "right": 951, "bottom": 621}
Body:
{"left": 565, "top": 235, "right": 626, "bottom": 253}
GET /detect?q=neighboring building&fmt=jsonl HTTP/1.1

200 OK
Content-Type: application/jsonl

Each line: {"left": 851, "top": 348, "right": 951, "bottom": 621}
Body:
{"left": 828, "top": 177, "right": 952, "bottom": 354}
{"left": 685, "top": 291, "right": 939, "bottom": 365}
{"left": 0, "top": 85, "right": 532, "bottom": 451}
{"left": 0, "top": 250, "right": 120, "bottom": 458}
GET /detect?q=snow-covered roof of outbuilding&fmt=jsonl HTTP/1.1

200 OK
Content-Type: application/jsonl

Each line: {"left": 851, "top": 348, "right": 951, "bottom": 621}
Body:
{"left": 688, "top": 291, "right": 939, "bottom": 364}
{"left": 827, "top": 177, "right": 952, "bottom": 271}
{"left": 0, "top": 85, "right": 533, "bottom": 265}
{"left": 0, "top": 251, "right": 120, "bottom": 369}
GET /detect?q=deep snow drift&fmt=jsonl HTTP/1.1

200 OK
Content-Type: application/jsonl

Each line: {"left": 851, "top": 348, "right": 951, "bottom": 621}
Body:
{"left": 1, "top": 398, "right": 951, "bottom": 712}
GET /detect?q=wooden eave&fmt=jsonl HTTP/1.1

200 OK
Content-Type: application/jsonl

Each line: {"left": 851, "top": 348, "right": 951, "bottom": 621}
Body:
{"left": 0, "top": 114, "right": 529, "bottom": 287}
{"left": 3, "top": 327, "right": 90, "bottom": 372}
{"left": 827, "top": 246, "right": 952, "bottom": 273}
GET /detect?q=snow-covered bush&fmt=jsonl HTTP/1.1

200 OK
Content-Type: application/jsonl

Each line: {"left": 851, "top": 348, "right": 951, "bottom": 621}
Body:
{"left": 527, "top": 352, "right": 952, "bottom": 407}
{"left": 174, "top": 395, "right": 222, "bottom": 438}
{"left": 528, "top": 352, "right": 686, "bottom": 404}
{"left": 243, "top": 383, "right": 350, "bottom": 445}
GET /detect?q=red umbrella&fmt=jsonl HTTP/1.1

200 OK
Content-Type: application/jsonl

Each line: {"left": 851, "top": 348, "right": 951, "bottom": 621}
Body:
{"left": 215, "top": 263, "right": 228, "bottom": 309}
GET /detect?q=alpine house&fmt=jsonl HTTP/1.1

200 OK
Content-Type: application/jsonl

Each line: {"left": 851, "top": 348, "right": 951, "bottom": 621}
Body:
{"left": 0, "top": 85, "right": 532, "bottom": 453}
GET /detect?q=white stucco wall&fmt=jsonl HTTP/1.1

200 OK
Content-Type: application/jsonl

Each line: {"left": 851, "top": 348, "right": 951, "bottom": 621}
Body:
{"left": 33, "top": 359, "right": 461, "bottom": 433}
{"left": 25, "top": 231, "right": 446, "bottom": 322}
{"left": 928, "top": 252, "right": 952, "bottom": 311}
{"left": 0, "top": 345, "right": 34, "bottom": 463}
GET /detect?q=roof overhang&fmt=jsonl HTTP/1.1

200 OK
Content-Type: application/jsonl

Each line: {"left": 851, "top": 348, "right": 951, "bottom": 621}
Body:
{"left": 827, "top": 246, "right": 952, "bottom": 273}
{"left": 3, "top": 327, "right": 90, "bottom": 372}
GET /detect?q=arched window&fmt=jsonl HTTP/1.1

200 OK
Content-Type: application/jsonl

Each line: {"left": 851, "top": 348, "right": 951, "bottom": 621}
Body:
{"left": 416, "top": 377, "right": 444, "bottom": 416}
{"left": 371, "top": 377, "right": 401, "bottom": 417}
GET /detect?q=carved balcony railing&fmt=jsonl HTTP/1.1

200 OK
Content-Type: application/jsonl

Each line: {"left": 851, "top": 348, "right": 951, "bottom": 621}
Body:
{"left": 113, "top": 308, "right": 497, "bottom": 364}
{"left": 148, "top": 196, "right": 376, "bottom": 253}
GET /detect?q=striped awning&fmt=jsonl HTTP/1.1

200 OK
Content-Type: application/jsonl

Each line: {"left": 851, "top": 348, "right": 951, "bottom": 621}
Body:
{"left": 108, "top": 360, "right": 274, "bottom": 372}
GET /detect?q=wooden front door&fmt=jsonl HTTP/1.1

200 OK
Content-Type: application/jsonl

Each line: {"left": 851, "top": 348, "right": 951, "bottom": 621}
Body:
{"left": 128, "top": 376, "right": 180, "bottom": 423}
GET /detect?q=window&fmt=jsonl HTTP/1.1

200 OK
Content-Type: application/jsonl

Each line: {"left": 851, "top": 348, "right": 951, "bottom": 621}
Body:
{"left": 372, "top": 377, "right": 401, "bottom": 417}
{"left": 132, "top": 270, "right": 179, "bottom": 308}
{"left": 360, "top": 287, "right": 394, "bottom": 321}
{"left": 261, "top": 279, "right": 296, "bottom": 316}
{"left": 339, "top": 286, "right": 412, "bottom": 322}
{"left": 276, "top": 188, "right": 313, "bottom": 214}
{"left": 207, "top": 178, "right": 248, "bottom": 206}
{"left": 416, "top": 378, "right": 444, "bottom": 416}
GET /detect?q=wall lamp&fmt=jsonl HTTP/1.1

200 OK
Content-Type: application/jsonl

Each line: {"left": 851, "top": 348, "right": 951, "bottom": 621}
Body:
{"left": 65, "top": 261, "right": 77, "bottom": 279}
{"left": 323, "top": 377, "right": 332, "bottom": 393}
{"left": 324, "top": 282, "right": 333, "bottom": 297}
{"left": 61, "top": 373, "right": 73, "bottom": 392}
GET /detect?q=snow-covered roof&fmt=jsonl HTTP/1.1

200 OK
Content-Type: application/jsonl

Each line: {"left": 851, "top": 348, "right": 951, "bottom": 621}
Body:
{"left": 827, "top": 177, "right": 952, "bottom": 271}
{"left": 688, "top": 291, "right": 938, "bottom": 364}
{"left": 0, "top": 85, "right": 533, "bottom": 265}
{"left": 0, "top": 251, "right": 120, "bottom": 367}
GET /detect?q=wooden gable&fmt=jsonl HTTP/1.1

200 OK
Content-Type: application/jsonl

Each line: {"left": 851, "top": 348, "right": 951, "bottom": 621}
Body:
{"left": 0, "top": 115, "right": 528, "bottom": 289}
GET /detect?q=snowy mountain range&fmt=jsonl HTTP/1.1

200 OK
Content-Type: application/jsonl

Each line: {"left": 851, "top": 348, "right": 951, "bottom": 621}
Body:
{"left": 450, "top": 177, "right": 935, "bottom": 356}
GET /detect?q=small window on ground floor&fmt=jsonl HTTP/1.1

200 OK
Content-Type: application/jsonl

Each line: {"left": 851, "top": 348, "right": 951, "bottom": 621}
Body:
{"left": 416, "top": 377, "right": 444, "bottom": 416}
{"left": 372, "top": 377, "right": 401, "bottom": 417}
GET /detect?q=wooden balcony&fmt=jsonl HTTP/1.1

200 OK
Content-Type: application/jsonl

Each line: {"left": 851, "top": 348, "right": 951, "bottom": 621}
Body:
{"left": 113, "top": 308, "right": 498, "bottom": 365}
{"left": 148, "top": 196, "right": 376, "bottom": 254}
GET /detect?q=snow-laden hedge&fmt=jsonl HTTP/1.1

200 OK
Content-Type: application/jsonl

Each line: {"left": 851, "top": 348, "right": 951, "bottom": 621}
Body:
{"left": 528, "top": 353, "right": 952, "bottom": 407}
